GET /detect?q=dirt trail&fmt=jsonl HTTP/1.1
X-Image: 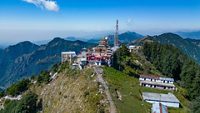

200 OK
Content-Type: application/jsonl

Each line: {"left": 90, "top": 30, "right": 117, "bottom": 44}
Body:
{"left": 94, "top": 67, "right": 117, "bottom": 113}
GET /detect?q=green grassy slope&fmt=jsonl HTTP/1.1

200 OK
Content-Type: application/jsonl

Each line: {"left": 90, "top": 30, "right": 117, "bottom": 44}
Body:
{"left": 103, "top": 67, "right": 151, "bottom": 113}
{"left": 103, "top": 67, "right": 190, "bottom": 113}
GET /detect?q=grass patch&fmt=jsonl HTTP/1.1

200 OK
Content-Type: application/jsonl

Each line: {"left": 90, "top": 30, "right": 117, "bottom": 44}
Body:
{"left": 103, "top": 67, "right": 151, "bottom": 113}
{"left": 170, "top": 86, "right": 190, "bottom": 113}
{"left": 141, "top": 87, "right": 170, "bottom": 94}
{"left": 103, "top": 67, "right": 190, "bottom": 113}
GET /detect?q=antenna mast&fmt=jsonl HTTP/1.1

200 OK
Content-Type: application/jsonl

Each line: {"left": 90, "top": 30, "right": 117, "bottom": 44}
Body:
{"left": 114, "top": 20, "right": 119, "bottom": 47}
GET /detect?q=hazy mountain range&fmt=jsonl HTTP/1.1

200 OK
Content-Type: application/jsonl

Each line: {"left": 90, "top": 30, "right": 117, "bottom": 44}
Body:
{"left": 1, "top": 31, "right": 200, "bottom": 89}
{"left": 33, "top": 31, "right": 143, "bottom": 45}
{"left": 177, "top": 31, "right": 200, "bottom": 39}
{"left": 185, "top": 38, "right": 200, "bottom": 47}
{"left": 0, "top": 31, "right": 143, "bottom": 88}
{"left": 24, "top": 30, "right": 200, "bottom": 46}
{"left": 87, "top": 31, "right": 143, "bottom": 44}
{"left": 0, "top": 38, "right": 95, "bottom": 88}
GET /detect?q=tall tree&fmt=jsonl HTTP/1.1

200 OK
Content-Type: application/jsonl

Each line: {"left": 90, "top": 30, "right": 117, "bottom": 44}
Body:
{"left": 191, "top": 96, "right": 200, "bottom": 113}
{"left": 143, "top": 42, "right": 200, "bottom": 100}
{"left": 15, "top": 92, "right": 38, "bottom": 113}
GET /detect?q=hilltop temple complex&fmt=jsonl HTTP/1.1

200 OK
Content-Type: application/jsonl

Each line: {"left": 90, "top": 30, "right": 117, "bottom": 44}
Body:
{"left": 61, "top": 20, "right": 120, "bottom": 67}
{"left": 86, "top": 37, "right": 112, "bottom": 66}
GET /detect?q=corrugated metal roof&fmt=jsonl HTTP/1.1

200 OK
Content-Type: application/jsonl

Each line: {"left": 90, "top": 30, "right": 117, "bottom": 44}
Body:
{"left": 152, "top": 103, "right": 168, "bottom": 113}
{"left": 61, "top": 51, "right": 76, "bottom": 55}
{"left": 159, "top": 77, "right": 174, "bottom": 82}
{"left": 142, "top": 92, "right": 180, "bottom": 103}
{"left": 140, "top": 75, "right": 174, "bottom": 82}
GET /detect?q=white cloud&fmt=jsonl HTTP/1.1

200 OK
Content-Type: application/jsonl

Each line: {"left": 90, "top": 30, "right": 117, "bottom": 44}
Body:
{"left": 127, "top": 18, "right": 134, "bottom": 26}
{"left": 23, "top": 0, "right": 59, "bottom": 12}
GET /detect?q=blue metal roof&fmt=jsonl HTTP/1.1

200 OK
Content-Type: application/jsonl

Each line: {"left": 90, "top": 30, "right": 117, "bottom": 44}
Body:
{"left": 152, "top": 103, "right": 168, "bottom": 113}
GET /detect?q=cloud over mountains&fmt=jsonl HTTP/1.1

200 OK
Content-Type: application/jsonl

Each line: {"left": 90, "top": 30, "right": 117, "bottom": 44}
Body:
{"left": 23, "top": 0, "right": 59, "bottom": 12}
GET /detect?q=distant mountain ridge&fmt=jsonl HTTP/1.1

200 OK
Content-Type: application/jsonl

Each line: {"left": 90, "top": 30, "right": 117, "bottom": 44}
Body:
{"left": 34, "top": 31, "right": 143, "bottom": 46}
{"left": 0, "top": 41, "right": 40, "bottom": 88}
{"left": 87, "top": 31, "right": 143, "bottom": 44}
{"left": 4, "top": 41, "right": 39, "bottom": 59}
{"left": 134, "top": 33, "right": 200, "bottom": 63}
{"left": 2, "top": 32, "right": 200, "bottom": 88}
{"left": 0, "top": 38, "right": 95, "bottom": 88}
{"left": 185, "top": 38, "right": 200, "bottom": 47}
{"left": 119, "top": 31, "right": 143, "bottom": 43}
{"left": 177, "top": 31, "right": 200, "bottom": 39}
{"left": 0, "top": 31, "right": 142, "bottom": 88}
{"left": 0, "top": 45, "right": 4, "bottom": 49}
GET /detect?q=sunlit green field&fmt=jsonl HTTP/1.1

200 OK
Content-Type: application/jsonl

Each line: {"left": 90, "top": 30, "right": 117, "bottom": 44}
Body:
{"left": 103, "top": 67, "right": 190, "bottom": 113}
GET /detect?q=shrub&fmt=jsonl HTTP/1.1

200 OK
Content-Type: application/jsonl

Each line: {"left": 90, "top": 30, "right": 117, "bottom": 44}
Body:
{"left": 6, "top": 79, "right": 30, "bottom": 96}
{"left": 37, "top": 71, "right": 50, "bottom": 84}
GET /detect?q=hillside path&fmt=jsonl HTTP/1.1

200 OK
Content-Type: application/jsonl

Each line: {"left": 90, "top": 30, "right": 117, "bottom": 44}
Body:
{"left": 94, "top": 67, "right": 117, "bottom": 113}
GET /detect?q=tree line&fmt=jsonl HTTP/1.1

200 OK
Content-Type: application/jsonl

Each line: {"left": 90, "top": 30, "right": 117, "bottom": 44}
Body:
{"left": 143, "top": 42, "right": 200, "bottom": 113}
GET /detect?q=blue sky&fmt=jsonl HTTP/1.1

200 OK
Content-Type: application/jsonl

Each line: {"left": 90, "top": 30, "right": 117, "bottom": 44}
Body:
{"left": 0, "top": 0, "right": 200, "bottom": 44}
